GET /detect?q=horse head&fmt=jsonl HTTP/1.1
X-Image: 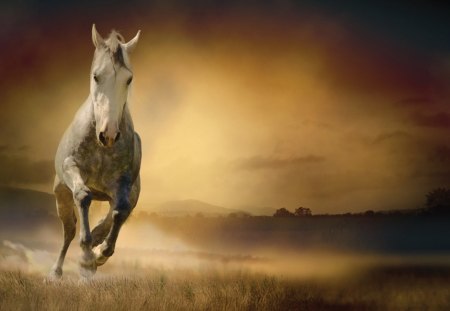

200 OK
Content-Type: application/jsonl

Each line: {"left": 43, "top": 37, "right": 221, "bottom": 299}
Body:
{"left": 90, "top": 24, "right": 140, "bottom": 147}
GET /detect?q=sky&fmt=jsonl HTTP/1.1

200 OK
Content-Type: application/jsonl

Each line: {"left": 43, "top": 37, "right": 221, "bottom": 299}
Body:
{"left": 0, "top": 1, "right": 449, "bottom": 213}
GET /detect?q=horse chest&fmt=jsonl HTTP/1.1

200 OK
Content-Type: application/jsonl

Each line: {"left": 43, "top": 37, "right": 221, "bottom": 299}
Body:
{"left": 76, "top": 142, "right": 133, "bottom": 189}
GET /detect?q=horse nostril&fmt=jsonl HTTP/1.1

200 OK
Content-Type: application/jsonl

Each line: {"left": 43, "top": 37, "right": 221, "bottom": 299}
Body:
{"left": 115, "top": 131, "right": 121, "bottom": 142}
{"left": 99, "top": 132, "right": 107, "bottom": 145}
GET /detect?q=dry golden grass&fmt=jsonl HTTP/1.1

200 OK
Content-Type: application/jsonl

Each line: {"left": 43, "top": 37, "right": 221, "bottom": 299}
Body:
{"left": 1, "top": 266, "right": 450, "bottom": 311}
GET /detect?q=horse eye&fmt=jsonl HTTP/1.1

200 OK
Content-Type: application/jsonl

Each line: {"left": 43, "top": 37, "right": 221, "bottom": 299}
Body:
{"left": 127, "top": 77, "right": 133, "bottom": 85}
{"left": 93, "top": 75, "right": 99, "bottom": 83}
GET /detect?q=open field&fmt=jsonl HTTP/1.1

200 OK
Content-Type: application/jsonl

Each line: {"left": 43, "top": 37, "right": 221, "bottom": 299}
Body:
{"left": 2, "top": 202, "right": 450, "bottom": 310}
{"left": 1, "top": 263, "right": 450, "bottom": 311}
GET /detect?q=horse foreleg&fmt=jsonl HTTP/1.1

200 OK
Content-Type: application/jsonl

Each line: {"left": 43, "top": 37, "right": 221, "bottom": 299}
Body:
{"left": 49, "top": 178, "right": 77, "bottom": 279}
{"left": 62, "top": 157, "right": 96, "bottom": 278}
{"left": 94, "top": 177, "right": 139, "bottom": 266}
{"left": 94, "top": 198, "right": 131, "bottom": 266}
{"left": 91, "top": 210, "right": 113, "bottom": 247}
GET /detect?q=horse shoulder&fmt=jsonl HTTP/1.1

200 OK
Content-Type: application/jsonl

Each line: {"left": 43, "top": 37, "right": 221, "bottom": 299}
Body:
{"left": 132, "top": 132, "right": 142, "bottom": 178}
{"left": 134, "top": 132, "right": 141, "bottom": 149}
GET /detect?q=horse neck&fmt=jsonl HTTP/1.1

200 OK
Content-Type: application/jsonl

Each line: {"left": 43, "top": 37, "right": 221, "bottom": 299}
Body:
{"left": 120, "top": 103, "right": 134, "bottom": 132}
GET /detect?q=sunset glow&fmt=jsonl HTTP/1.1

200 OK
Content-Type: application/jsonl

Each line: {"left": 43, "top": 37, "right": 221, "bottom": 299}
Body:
{"left": 0, "top": 2, "right": 449, "bottom": 213}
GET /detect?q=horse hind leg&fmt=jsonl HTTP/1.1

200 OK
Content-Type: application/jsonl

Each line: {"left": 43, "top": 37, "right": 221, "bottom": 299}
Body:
{"left": 49, "top": 181, "right": 77, "bottom": 279}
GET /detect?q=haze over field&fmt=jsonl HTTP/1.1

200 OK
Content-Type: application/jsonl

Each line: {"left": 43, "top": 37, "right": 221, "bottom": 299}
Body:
{"left": 1, "top": 185, "right": 450, "bottom": 309}
{"left": 0, "top": 1, "right": 449, "bottom": 214}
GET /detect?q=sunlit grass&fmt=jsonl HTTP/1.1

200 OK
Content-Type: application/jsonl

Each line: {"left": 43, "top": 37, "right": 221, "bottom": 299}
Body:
{"left": 1, "top": 266, "right": 450, "bottom": 311}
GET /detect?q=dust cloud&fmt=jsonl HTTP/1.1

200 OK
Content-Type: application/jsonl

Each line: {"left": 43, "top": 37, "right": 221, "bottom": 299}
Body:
{"left": 3, "top": 216, "right": 450, "bottom": 282}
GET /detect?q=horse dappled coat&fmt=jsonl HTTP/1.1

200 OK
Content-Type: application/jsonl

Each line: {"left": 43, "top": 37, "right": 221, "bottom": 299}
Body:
{"left": 49, "top": 25, "right": 142, "bottom": 279}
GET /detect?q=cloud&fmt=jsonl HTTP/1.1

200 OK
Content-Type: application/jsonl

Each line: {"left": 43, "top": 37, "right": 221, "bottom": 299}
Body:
{"left": 429, "top": 145, "right": 450, "bottom": 164}
{"left": 0, "top": 145, "right": 8, "bottom": 153}
{"left": 411, "top": 111, "right": 450, "bottom": 129}
{"left": 372, "top": 131, "right": 412, "bottom": 145}
{"left": 0, "top": 150, "right": 54, "bottom": 185}
{"left": 0, "top": 4, "right": 449, "bottom": 214}
{"left": 395, "top": 97, "right": 435, "bottom": 107}
{"left": 404, "top": 144, "right": 450, "bottom": 186}
{"left": 235, "top": 155, "right": 325, "bottom": 171}
{"left": 410, "top": 168, "right": 450, "bottom": 185}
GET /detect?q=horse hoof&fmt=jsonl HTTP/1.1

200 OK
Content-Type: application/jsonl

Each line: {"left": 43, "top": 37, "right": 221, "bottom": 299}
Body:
{"left": 79, "top": 261, "right": 97, "bottom": 279}
{"left": 47, "top": 265, "right": 63, "bottom": 281}
{"left": 45, "top": 271, "right": 62, "bottom": 283}
{"left": 79, "top": 251, "right": 97, "bottom": 278}
{"left": 96, "top": 255, "right": 108, "bottom": 266}
{"left": 93, "top": 245, "right": 109, "bottom": 266}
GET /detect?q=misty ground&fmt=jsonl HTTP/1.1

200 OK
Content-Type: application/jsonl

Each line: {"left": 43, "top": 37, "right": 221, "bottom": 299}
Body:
{"left": 1, "top": 188, "right": 450, "bottom": 310}
{"left": 2, "top": 215, "right": 450, "bottom": 310}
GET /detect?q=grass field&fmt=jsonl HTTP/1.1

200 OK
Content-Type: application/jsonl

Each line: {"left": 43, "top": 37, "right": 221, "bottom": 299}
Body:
{"left": 2, "top": 215, "right": 450, "bottom": 310}
{"left": 1, "top": 264, "right": 450, "bottom": 311}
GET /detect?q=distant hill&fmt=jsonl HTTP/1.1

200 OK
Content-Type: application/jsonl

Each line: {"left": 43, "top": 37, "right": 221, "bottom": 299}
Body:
{"left": 151, "top": 199, "right": 244, "bottom": 217}
{"left": 0, "top": 187, "right": 57, "bottom": 229}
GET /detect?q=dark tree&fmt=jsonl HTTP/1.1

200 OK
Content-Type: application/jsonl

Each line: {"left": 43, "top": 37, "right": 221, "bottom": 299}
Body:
{"left": 294, "top": 207, "right": 312, "bottom": 217}
{"left": 426, "top": 188, "right": 450, "bottom": 214}
{"left": 364, "top": 210, "right": 375, "bottom": 216}
{"left": 273, "top": 208, "right": 295, "bottom": 217}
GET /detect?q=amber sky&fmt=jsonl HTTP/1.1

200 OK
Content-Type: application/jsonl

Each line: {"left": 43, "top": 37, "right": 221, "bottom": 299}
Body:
{"left": 0, "top": 1, "right": 449, "bottom": 213}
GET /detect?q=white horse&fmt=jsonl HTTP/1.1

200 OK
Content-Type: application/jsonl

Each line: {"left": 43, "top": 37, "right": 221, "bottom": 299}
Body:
{"left": 49, "top": 25, "right": 142, "bottom": 279}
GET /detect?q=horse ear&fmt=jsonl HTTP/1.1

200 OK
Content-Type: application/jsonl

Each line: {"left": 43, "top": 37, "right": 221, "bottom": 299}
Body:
{"left": 92, "top": 24, "right": 104, "bottom": 48}
{"left": 123, "top": 30, "right": 141, "bottom": 53}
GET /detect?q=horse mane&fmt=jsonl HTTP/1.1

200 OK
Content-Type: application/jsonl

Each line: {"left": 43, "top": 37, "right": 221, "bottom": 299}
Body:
{"left": 104, "top": 30, "right": 126, "bottom": 67}
{"left": 104, "top": 30, "right": 125, "bottom": 52}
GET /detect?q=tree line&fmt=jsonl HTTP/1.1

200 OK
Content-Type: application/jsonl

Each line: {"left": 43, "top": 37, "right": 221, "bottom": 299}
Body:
{"left": 272, "top": 187, "right": 450, "bottom": 217}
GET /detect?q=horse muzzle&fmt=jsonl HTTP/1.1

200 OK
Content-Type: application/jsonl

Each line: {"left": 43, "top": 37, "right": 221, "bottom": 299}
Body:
{"left": 99, "top": 131, "right": 121, "bottom": 147}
